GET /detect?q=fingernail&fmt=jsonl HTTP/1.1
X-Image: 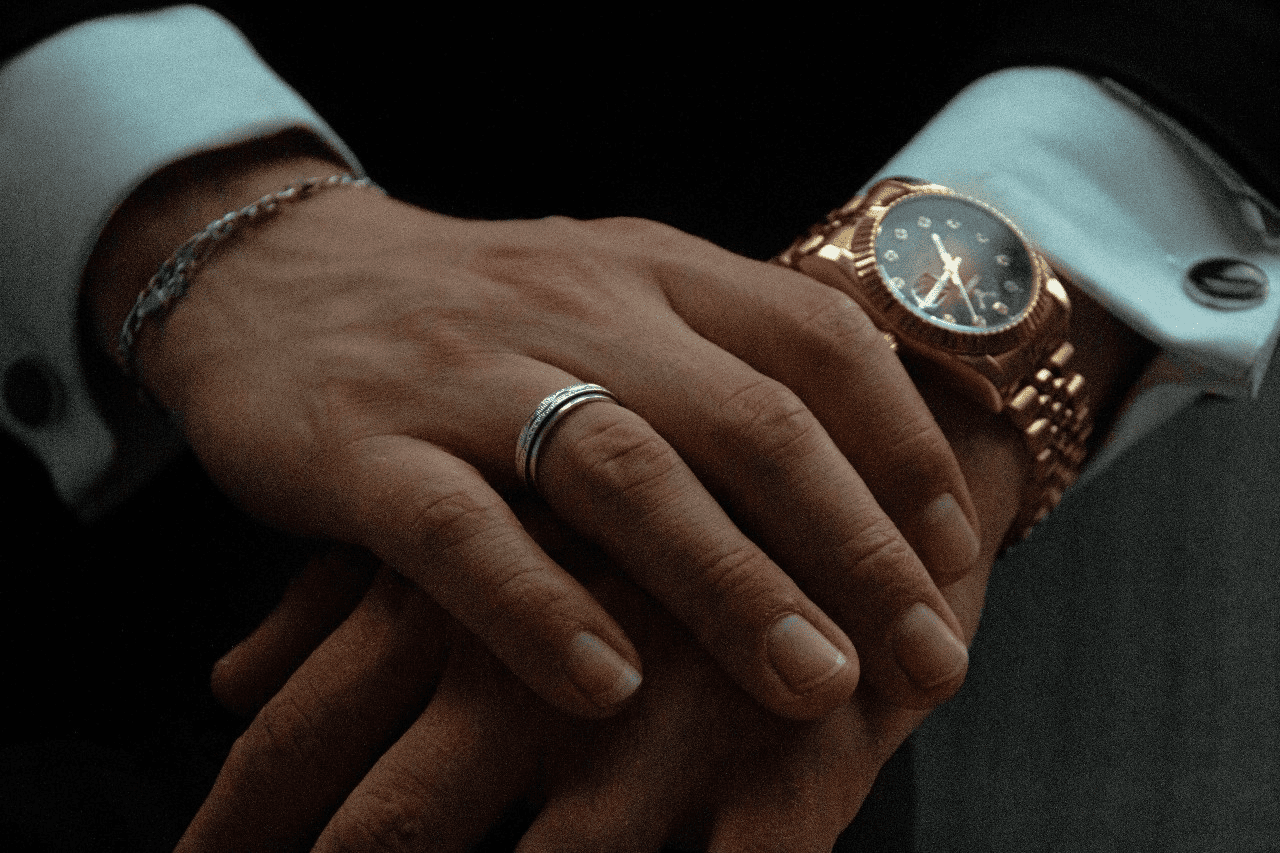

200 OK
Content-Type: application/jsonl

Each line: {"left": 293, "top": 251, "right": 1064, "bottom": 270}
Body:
{"left": 565, "top": 632, "right": 642, "bottom": 708}
{"left": 915, "top": 493, "right": 981, "bottom": 577}
{"left": 768, "top": 613, "right": 848, "bottom": 694}
{"left": 892, "top": 603, "right": 969, "bottom": 690}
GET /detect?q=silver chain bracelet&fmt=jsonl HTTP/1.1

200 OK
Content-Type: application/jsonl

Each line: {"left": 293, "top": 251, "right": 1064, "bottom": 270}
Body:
{"left": 116, "top": 172, "right": 385, "bottom": 377}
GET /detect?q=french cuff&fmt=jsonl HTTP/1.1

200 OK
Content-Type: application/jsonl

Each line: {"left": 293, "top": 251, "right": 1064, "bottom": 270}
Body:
{"left": 863, "top": 66, "right": 1280, "bottom": 483}
{"left": 0, "top": 5, "right": 362, "bottom": 519}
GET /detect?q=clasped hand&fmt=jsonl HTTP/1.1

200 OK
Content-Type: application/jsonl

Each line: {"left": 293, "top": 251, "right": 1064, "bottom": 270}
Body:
{"left": 181, "top": 462, "right": 1006, "bottom": 851}
{"left": 181, "top": 379, "right": 1019, "bottom": 850}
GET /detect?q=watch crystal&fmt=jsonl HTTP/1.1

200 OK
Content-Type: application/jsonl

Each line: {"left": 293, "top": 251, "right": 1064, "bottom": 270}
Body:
{"left": 875, "top": 194, "right": 1035, "bottom": 332}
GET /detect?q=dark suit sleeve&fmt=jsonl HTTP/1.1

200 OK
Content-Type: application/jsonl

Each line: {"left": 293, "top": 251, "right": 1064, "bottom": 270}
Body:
{"left": 984, "top": 0, "right": 1280, "bottom": 207}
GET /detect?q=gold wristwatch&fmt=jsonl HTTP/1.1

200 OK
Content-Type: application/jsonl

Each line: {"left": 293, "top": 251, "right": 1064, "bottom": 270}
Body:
{"left": 775, "top": 177, "right": 1092, "bottom": 550}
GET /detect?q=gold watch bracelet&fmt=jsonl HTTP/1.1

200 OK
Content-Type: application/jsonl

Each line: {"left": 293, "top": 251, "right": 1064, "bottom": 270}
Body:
{"left": 774, "top": 208, "right": 1091, "bottom": 555}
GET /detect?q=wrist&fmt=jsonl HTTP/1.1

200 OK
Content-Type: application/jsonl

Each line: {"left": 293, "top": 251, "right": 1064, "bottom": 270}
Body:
{"left": 1061, "top": 279, "right": 1158, "bottom": 450}
{"left": 919, "top": 279, "right": 1155, "bottom": 558}
{"left": 82, "top": 130, "right": 349, "bottom": 398}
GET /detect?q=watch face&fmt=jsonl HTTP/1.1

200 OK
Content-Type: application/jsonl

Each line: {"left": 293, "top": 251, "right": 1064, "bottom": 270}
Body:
{"left": 874, "top": 193, "right": 1036, "bottom": 333}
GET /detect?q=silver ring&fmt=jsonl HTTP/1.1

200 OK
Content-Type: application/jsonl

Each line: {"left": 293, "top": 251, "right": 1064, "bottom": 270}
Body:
{"left": 516, "top": 383, "right": 619, "bottom": 492}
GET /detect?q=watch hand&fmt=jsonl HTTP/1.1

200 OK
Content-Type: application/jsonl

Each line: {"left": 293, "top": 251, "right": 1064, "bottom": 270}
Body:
{"left": 965, "top": 274, "right": 985, "bottom": 307}
{"left": 918, "top": 271, "right": 949, "bottom": 308}
{"left": 931, "top": 232, "right": 954, "bottom": 266}
{"left": 955, "top": 270, "right": 980, "bottom": 322}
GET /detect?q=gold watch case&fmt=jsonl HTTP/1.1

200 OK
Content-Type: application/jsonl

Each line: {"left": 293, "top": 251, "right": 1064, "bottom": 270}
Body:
{"left": 779, "top": 177, "right": 1073, "bottom": 414}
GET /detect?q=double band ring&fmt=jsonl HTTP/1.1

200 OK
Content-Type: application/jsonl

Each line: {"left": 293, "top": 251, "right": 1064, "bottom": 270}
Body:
{"left": 516, "top": 383, "right": 620, "bottom": 493}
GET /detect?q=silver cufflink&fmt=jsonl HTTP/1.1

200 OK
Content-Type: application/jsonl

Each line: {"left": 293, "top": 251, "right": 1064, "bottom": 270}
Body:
{"left": 1184, "top": 258, "right": 1268, "bottom": 310}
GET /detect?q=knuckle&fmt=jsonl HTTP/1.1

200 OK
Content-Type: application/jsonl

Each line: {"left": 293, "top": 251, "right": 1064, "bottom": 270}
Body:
{"left": 841, "top": 520, "right": 913, "bottom": 572}
{"left": 486, "top": 560, "right": 578, "bottom": 635}
{"left": 327, "top": 773, "right": 438, "bottom": 853}
{"left": 568, "top": 414, "right": 682, "bottom": 505}
{"left": 399, "top": 309, "right": 488, "bottom": 373}
{"left": 399, "top": 484, "right": 567, "bottom": 635}
{"left": 537, "top": 213, "right": 583, "bottom": 231}
{"left": 403, "top": 484, "right": 506, "bottom": 554}
{"left": 715, "top": 377, "right": 821, "bottom": 464}
{"left": 237, "top": 690, "right": 329, "bottom": 772}
{"left": 463, "top": 217, "right": 624, "bottom": 322}
{"left": 697, "top": 541, "right": 781, "bottom": 612}
{"left": 831, "top": 522, "right": 922, "bottom": 600}
{"left": 793, "top": 285, "right": 883, "bottom": 357}
{"left": 585, "top": 216, "right": 703, "bottom": 261}
{"left": 879, "top": 417, "right": 954, "bottom": 478}
{"left": 590, "top": 215, "right": 681, "bottom": 242}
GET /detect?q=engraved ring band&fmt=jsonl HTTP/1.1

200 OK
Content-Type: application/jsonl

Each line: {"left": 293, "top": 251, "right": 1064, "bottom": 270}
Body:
{"left": 516, "top": 383, "right": 620, "bottom": 494}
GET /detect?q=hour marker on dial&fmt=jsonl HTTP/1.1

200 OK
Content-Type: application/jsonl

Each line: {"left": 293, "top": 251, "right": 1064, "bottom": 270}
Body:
{"left": 884, "top": 249, "right": 899, "bottom": 262}
{"left": 996, "top": 254, "right": 1011, "bottom": 267}
{"left": 993, "top": 302, "right": 1009, "bottom": 315}
{"left": 946, "top": 219, "right": 961, "bottom": 229}
{"left": 976, "top": 233, "right": 989, "bottom": 243}
{"left": 895, "top": 228, "right": 908, "bottom": 240}
{"left": 1003, "top": 280, "right": 1023, "bottom": 293}
{"left": 918, "top": 216, "right": 932, "bottom": 228}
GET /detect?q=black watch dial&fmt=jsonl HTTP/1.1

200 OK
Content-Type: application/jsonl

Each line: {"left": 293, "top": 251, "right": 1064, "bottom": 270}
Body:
{"left": 874, "top": 193, "right": 1036, "bottom": 332}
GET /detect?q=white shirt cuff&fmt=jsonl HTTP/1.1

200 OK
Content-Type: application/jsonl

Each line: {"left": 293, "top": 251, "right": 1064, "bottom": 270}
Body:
{"left": 0, "top": 5, "right": 361, "bottom": 517}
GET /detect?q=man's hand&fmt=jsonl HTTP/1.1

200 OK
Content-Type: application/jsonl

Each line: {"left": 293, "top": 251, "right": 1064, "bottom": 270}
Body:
{"left": 179, "top": 381, "right": 1022, "bottom": 852}
{"left": 84, "top": 137, "right": 979, "bottom": 720}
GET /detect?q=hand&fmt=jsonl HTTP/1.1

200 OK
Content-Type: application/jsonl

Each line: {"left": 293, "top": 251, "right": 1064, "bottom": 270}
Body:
{"left": 181, "top": 387, "right": 1021, "bottom": 852}
{"left": 84, "top": 139, "right": 980, "bottom": 720}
